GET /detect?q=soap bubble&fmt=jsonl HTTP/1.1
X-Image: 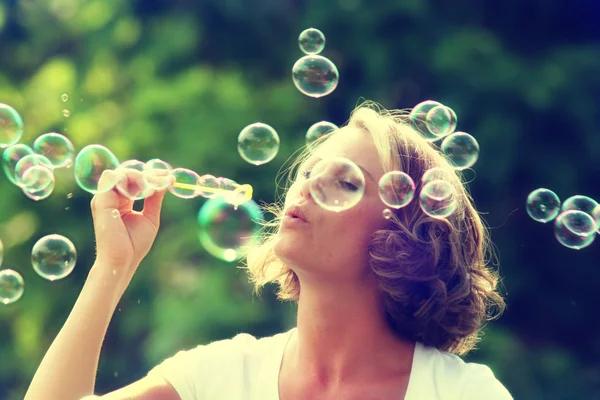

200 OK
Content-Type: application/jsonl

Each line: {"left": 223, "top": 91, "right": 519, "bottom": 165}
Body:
{"left": 33, "top": 132, "right": 75, "bottom": 169}
{"left": 306, "top": 121, "right": 337, "bottom": 144}
{"left": 115, "top": 160, "right": 155, "bottom": 201}
{"left": 0, "top": 103, "right": 24, "bottom": 148}
{"left": 308, "top": 157, "right": 366, "bottom": 212}
{"left": 2, "top": 144, "right": 35, "bottom": 185}
{"left": 14, "top": 154, "right": 54, "bottom": 189}
{"left": 419, "top": 180, "right": 458, "bottom": 219}
{"left": 23, "top": 173, "right": 56, "bottom": 201}
{"left": 197, "top": 174, "right": 220, "bottom": 198}
{"left": 63, "top": 109, "right": 70, "bottom": 118}
{"left": 197, "top": 197, "right": 263, "bottom": 262}
{"left": 409, "top": 100, "right": 444, "bottom": 141}
{"left": 143, "top": 159, "right": 173, "bottom": 191}
{"left": 61, "top": 94, "right": 69, "bottom": 102}
{"left": 422, "top": 167, "right": 448, "bottom": 184}
{"left": 292, "top": 55, "right": 339, "bottom": 98}
{"left": 554, "top": 210, "right": 596, "bottom": 250}
{"left": 298, "top": 28, "right": 326, "bottom": 55}
{"left": 0, "top": 269, "right": 24, "bottom": 304}
{"left": 561, "top": 195, "right": 598, "bottom": 217}
{"left": 378, "top": 171, "right": 415, "bottom": 209}
{"left": 238, "top": 123, "right": 280, "bottom": 166}
{"left": 526, "top": 188, "right": 561, "bottom": 223}
{"left": 31, "top": 234, "right": 77, "bottom": 281}
{"left": 441, "top": 132, "right": 479, "bottom": 170}
{"left": 426, "top": 105, "right": 457, "bottom": 138}
{"left": 168, "top": 168, "right": 201, "bottom": 199}
{"left": 382, "top": 209, "right": 394, "bottom": 220}
{"left": 74, "top": 145, "right": 120, "bottom": 194}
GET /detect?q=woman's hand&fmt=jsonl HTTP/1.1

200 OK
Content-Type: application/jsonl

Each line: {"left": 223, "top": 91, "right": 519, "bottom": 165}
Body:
{"left": 89, "top": 170, "right": 172, "bottom": 292}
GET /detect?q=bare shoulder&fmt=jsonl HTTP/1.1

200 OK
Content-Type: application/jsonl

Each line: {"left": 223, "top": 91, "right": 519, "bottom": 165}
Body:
{"left": 100, "top": 375, "right": 180, "bottom": 400}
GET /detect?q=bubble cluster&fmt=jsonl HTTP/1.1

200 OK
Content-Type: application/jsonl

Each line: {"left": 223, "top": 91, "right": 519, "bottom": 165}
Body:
{"left": 74, "top": 145, "right": 120, "bottom": 194}
{"left": 378, "top": 171, "right": 415, "bottom": 209}
{"left": 441, "top": 132, "right": 480, "bottom": 170}
{"left": 33, "top": 133, "right": 75, "bottom": 169}
{"left": 526, "top": 188, "right": 561, "bottom": 223}
{"left": 306, "top": 121, "right": 337, "bottom": 144}
{"left": 31, "top": 234, "right": 77, "bottom": 281}
{"left": 197, "top": 197, "right": 263, "bottom": 262}
{"left": 0, "top": 103, "right": 24, "bottom": 148}
{"left": 419, "top": 180, "right": 458, "bottom": 219}
{"left": 0, "top": 269, "right": 24, "bottom": 305}
{"left": 292, "top": 55, "right": 339, "bottom": 98}
{"left": 554, "top": 210, "right": 596, "bottom": 250}
{"left": 409, "top": 101, "right": 457, "bottom": 142}
{"left": 298, "top": 28, "right": 326, "bottom": 55}
{"left": 238, "top": 123, "right": 280, "bottom": 165}
{"left": 307, "top": 157, "right": 365, "bottom": 212}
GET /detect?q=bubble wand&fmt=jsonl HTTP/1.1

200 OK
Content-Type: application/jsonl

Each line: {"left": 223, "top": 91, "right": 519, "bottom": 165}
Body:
{"left": 172, "top": 181, "right": 253, "bottom": 205}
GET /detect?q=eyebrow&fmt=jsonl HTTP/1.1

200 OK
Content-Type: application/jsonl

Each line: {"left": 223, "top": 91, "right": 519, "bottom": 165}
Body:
{"left": 306, "top": 156, "right": 376, "bottom": 183}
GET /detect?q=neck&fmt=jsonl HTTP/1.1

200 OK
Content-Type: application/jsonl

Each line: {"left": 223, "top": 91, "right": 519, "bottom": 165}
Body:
{"left": 288, "top": 274, "right": 414, "bottom": 389}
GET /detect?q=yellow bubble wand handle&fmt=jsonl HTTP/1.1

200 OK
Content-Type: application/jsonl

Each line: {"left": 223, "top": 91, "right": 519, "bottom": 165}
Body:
{"left": 172, "top": 182, "right": 253, "bottom": 204}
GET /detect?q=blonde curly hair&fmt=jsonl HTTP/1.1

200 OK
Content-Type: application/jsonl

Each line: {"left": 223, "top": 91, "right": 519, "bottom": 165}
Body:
{"left": 243, "top": 101, "right": 506, "bottom": 356}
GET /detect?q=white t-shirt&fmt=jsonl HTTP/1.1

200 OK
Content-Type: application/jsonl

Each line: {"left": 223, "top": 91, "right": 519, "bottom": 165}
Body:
{"left": 149, "top": 328, "right": 513, "bottom": 399}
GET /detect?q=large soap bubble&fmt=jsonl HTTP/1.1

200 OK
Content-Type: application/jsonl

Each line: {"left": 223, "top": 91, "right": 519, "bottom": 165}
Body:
{"left": 74, "top": 145, "right": 120, "bottom": 194}
{"left": 2, "top": 144, "right": 34, "bottom": 185}
{"left": 554, "top": 210, "right": 596, "bottom": 250}
{"left": 31, "top": 234, "right": 77, "bottom": 281}
{"left": 308, "top": 157, "right": 366, "bottom": 212}
{"left": 292, "top": 55, "right": 339, "bottom": 98}
{"left": 378, "top": 171, "right": 415, "bottom": 209}
{"left": 237, "top": 123, "right": 280, "bottom": 166}
{"left": 197, "top": 197, "right": 263, "bottom": 262}
{"left": 306, "top": 121, "right": 337, "bottom": 144}
{"left": 33, "top": 132, "right": 75, "bottom": 169}
{"left": 0, "top": 269, "right": 24, "bottom": 305}
{"left": 0, "top": 103, "right": 24, "bottom": 148}
{"left": 298, "top": 28, "right": 326, "bottom": 55}
{"left": 526, "top": 188, "right": 561, "bottom": 223}
{"left": 441, "top": 132, "right": 479, "bottom": 170}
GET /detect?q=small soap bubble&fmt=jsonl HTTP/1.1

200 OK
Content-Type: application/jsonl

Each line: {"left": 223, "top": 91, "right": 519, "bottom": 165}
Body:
{"left": 2, "top": 144, "right": 34, "bottom": 185}
{"left": 0, "top": 103, "right": 24, "bottom": 148}
{"left": 23, "top": 173, "right": 56, "bottom": 201}
{"left": 197, "top": 197, "right": 263, "bottom": 262}
{"left": 111, "top": 209, "right": 120, "bottom": 219}
{"left": 554, "top": 210, "right": 596, "bottom": 250}
{"left": 21, "top": 165, "right": 54, "bottom": 192}
{"left": 306, "top": 121, "right": 338, "bottom": 144}
{"left": 526, "top": 188, "right": 561, "bottom": 223}
{"left": 33, "top": 132, "right": 75, "bottom": 169}
{"left": 168, "top": 168, "right": 201, "bottom": 199}
{"left": 63, "top": 109, "right": 71, "bottom": 118}
{"left": 0, "top": 238, "right": 3, "bottom": 267}
{"left": 0, "top": 269, "right": 24, "bottom": 304}
{"left": 115, "top": 160, "right": 155, "bottom": 201}
{"left": 218, "top": 178, "right": 249, "bottom": 207}
{"left": 292, "top": 55, "right": 339, "bottom": 98}
{"left": 67, "top": 193, "right": 73, "bottom": 199}
{"left": 419, "top": 180, "right": 458, "bottom": 219}
{"left": 31, "top": 234, "right": 77, "bottom": 281}
{"left": 383, "top": 209, "right": 393, "bottom": 220}
{"left": 298, "top": 28, "right": 326, "bottom": 55}
{"left": 307, "top": 157, "right": 366, "bottom": 212}
{"left": 409, "top": 100, "right": 444, "bottom": 141}
{"left": 61, "top": 94, "right": 69, "bottom": 102}
{"left": 441, "top": 132, "right": 479, "bottom": 170}
{"left": 197, "top": 174, "right": 220, "bottom": 198}
{"left": 74, "top": 145, "right": 120, "bottom": 194}
{"left": 561, "top": 195, "right": 598, "bottom": 217}
{"left": 238, "top": 123, "right": 280, "bottom": 166}
{"left": 426, "top": 105, "right": 457, "bottom": 139}
{"left": 14, "top": 154, "right": 54, "bottom": 189}
{"left": 378, "top": 171, "right": 415, "bottom": 209}
{"left": 422, "top": 167, "right": 448, "bottom": 184}
{"left": 143, "top": 159, "right": 173, "bottom": 191}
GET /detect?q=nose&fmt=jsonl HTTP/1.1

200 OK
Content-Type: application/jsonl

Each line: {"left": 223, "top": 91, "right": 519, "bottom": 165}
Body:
{"left": 298, "top": 176, "right": 314, "bottom": 201}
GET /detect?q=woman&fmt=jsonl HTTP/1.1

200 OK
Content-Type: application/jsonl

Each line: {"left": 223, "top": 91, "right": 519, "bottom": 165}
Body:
{"left": 25, "top": 103, "right": 513, "bottom": 399}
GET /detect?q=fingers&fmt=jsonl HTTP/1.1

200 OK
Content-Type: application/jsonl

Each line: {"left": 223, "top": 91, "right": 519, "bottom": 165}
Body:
{"left": 142, "top": 179, "right": 173, "bottom": 228}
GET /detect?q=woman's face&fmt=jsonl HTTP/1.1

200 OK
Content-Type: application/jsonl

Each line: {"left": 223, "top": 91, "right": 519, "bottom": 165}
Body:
{"left": 273, "top": 127, "right": 389, "bottom": 282}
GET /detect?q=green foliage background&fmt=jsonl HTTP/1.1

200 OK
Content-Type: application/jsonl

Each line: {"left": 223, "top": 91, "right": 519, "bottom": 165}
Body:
{"left": 1, "top": 0, "right": 599, "bottom": 398}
